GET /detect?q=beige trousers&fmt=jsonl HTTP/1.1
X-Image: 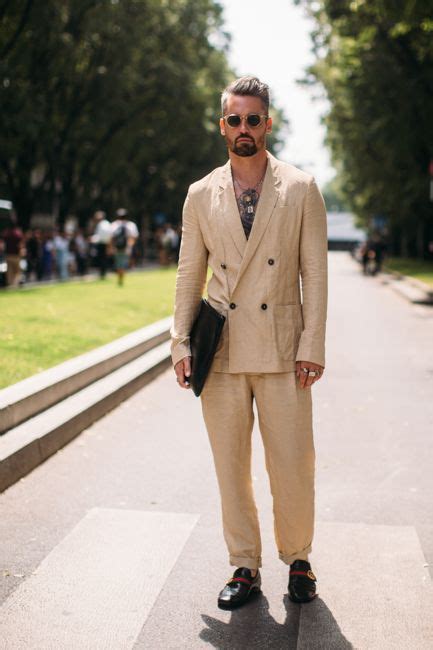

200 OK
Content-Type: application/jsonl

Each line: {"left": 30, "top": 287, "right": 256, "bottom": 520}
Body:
{"left": 200, "top": 371, "right": 315, "bottom": 570}
{"left": 6, "top": 255, "right": 21, "bottom": 287}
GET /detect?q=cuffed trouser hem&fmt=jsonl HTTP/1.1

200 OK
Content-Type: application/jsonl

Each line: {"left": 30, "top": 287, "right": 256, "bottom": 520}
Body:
{"left": 230, "top": 555, "right": 262, "bottom": 570}
{"left": 278, "top": 544, "right": 312, "bottom": 565}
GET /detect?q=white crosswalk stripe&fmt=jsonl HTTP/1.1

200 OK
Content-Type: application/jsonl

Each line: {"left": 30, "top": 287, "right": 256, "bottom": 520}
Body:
{"left": 0, "top": 508, "right": 199, "bottom": 650}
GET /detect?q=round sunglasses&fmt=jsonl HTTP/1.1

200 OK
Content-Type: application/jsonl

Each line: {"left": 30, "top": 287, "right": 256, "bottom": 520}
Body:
{"left": 223, "top": 113, "right": 269, "bottom": 128}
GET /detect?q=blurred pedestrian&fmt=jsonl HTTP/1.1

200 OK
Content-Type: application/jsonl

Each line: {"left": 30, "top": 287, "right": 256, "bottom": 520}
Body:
{"left": 53, "top": 229, "right": 70, "bottom": 280}
{"left": 71, "top": 229, "right": 89, "bottom": 276}
{"left": 155, "top": 226, "right": 167, "bottom": 265}
{"left": 359, "top": 241, "right": 369, "bottom": 275}
{"left": 164, "top": 223, "right": 179, "bottom": 264}
{"left": 91, "top": 210, "right": 112, "bottom": 278}
{"left": 25, "top": 229, "right": 43, "bottom": 282}
{"left": 111, "top": 208, "right": 138, "bottom": 286}
{"left": 0, "top": 238, "right": 7, "bottom": 288}
{"left": 42, "top": 231, "right": 54, "bottom": 279}
{"left": 1, "top": 213, "right": 24, "bottom": 287}
{"left": 370, "top": 233, "right": 386, "bottom": 273}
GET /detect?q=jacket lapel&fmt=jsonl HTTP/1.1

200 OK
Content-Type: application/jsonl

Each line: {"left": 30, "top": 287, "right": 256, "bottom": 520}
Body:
{"left": 217, "top": 161, "right": 247, "bottom": 258}
{"left": 216, "top": 153, "right": 281, "bottom": 291}
{"left": 232, "top": 153, "right": 280, "bottom": 291}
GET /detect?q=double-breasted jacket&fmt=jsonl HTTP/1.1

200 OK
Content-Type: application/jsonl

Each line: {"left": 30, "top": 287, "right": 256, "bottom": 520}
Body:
{"left": 171, "top": 151, "right": 328, "bottom": 373}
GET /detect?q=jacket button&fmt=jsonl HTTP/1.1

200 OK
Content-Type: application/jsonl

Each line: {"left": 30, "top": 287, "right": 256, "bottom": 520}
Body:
{"left": 261, "top": 303, "right": 267, "bottom": 310}
{"left": 268, "top": 258, "right": 274, "bottom": 265}
{"left": 221, "top": 263, "right": 227, "bottom": 269}
{"left": 229, "top": 302, "right": 236, "bottom": 309}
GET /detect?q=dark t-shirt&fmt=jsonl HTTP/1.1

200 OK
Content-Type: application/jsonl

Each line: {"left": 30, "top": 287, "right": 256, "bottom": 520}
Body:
{"left": 2, "top": 228, "right": 23, "bottom": 255}
{"left": 26, "top": 235, "right": 40, "bottom": 258}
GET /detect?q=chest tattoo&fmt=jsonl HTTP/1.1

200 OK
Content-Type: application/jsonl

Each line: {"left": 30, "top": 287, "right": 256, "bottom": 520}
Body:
{"left": 237, "top": 188, "right": 260, "bottom": 239}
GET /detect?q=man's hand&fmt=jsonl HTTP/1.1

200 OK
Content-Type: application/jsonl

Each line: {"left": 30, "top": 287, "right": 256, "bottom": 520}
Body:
{"left": 174, "top": 356, "right": 192, "bottom": 389}
{"left": 296, "top": 360, "right": 324, "bottom": 389}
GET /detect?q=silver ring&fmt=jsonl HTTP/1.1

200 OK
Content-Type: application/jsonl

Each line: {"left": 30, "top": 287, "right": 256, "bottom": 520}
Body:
{"left": 301, "top": 367, "right": 309, "bottom": 374}
{"left": 308, "top": 371, "right": 316, "bottom": 377}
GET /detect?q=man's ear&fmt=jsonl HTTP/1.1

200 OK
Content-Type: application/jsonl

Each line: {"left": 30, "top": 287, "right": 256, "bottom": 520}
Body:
{"left": 219, "top": 117, "right": 226, "bottom": 136}
{"left": 266, "top": 117, "right": 273, "bottom": 134}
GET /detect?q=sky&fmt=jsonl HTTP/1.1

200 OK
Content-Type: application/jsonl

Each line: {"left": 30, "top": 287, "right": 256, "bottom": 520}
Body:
{"left": 218, "top": 0, "right": 335, "bottom": 189}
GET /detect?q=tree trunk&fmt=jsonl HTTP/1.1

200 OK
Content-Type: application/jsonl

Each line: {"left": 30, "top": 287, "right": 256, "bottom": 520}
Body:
{"left": 401, "top": 232, "right": 409, "bottom": 258}
{"left": 416, "top": 220, "right": 424, "bottom": 260}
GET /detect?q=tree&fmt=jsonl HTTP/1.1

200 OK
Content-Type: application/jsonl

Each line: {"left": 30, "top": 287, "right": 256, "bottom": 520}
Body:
{"left": 296, "top": 0, "right": 433, "bottom": 257}
{"left": 1, "top": 1, "right": 287, "bottom": 232}
{"left": 0, "top": 0, "right": 230, "bottom": 228}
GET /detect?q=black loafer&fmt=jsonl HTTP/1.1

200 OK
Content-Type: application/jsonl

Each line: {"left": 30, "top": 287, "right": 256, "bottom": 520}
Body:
{"left": 217, "top": 567, "right": 261, "bottom": 610}
{"left": 288, "top": 559, "right": 317, "bottom": 603}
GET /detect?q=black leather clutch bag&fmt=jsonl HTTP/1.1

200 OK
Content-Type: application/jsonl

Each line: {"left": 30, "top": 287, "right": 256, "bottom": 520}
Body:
{"left": 189, "top": 298, "right": 226, "bottom": 397}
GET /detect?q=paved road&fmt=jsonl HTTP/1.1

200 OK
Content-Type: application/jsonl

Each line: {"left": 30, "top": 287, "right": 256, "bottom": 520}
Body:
{"left": 1, "top": 252, "right": 433, "bottom": 649}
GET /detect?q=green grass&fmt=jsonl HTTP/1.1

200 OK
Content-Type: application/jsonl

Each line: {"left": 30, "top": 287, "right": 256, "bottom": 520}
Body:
{"left": 0, "top": 269, "right": 177, "bottom": 389}
{"left": 384, "top": 257, "right": 433, "bottom": 287}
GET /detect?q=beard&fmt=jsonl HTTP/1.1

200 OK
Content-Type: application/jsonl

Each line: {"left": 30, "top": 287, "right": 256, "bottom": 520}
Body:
{"left": 225, "top": 133, "right": 259, "bottom": 157}
{"left": 233, "top": 138, "right": 257, "bottom": 157}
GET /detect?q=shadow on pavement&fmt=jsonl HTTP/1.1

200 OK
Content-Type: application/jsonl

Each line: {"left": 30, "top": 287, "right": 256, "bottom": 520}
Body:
{"left": 199, "top": 593, "right": 353, "bottom": 649}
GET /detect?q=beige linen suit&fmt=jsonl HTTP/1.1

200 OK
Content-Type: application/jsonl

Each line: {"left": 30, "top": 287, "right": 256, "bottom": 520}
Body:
{"left": 171, "top": 151, "right": 328, "bottom": 569}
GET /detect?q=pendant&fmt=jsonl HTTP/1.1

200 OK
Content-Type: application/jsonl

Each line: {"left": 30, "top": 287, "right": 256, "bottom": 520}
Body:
{"left": 239, "top": 188, "right": 258, "bottom": 216}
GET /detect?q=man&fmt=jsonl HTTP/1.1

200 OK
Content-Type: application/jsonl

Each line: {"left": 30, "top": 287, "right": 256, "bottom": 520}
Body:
{"left": 110, "top": 208, "right": 138, "bottom": 286}
{"left": 2, "top": 213, "right": 24, "bottom": 287}
{"left": 53, "top": 229, "right": 70, "bottom": 281}
{"left": 161, "top": 222, "right": 179, "bottom": 265}
{"left": 171, "top": 76, "right": 328, "bottom": 609}
{"left": 25, "top": 229, "right": 43, "bottom": 282}
{"left": 91, "top": 210, "right": 112, "bottom": 278}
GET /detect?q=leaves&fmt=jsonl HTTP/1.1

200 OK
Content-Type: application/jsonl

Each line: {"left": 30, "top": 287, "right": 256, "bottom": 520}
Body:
{"left": 0, "top": 0, "right": 229, "bottom": 227}
{"left": 297, "top": 0, "right": 433, "bottom": 257}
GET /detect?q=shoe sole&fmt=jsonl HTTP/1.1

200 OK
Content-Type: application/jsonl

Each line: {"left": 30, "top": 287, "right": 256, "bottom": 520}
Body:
{"left": 217, "top": 586, "right": 262, "bottom": 610}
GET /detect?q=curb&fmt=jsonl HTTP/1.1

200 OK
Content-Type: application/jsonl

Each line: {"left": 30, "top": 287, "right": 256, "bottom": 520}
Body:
{"left": 382, "top": 268, "right": 433, "bottom": 304}
{"left": 380, "top": 270, "right": 433, "bottom": 305}
{"left": 0, "top": 317, "right": 172, "bottom": 434}
{"left": 350, "top": 254, "right": 433, "bottom": 305}
{"left": 0, "top": 324, "right": 173, "bottom": 493}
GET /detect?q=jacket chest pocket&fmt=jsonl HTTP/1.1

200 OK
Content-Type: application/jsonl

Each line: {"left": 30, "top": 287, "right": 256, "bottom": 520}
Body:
{"left": 273, "top": 304, "right": 303, "bottom": 360}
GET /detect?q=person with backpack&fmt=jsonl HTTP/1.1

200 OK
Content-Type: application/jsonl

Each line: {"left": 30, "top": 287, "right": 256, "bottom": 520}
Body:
{"left": 110, "top": 208, "right": 139, "bottom": 286}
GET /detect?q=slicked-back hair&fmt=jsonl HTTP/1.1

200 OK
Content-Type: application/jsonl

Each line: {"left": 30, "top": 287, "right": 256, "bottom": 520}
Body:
{"left": 221, "top": 76, "right": 270, "bottom": 116}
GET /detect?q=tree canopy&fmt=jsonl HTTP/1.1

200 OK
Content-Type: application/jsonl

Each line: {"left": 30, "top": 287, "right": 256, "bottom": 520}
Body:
{"left": 296, "top": 0, "right": 433, "bottom": 257}
{"left": 1, "top": 0, "right": 286, "bottom": 230}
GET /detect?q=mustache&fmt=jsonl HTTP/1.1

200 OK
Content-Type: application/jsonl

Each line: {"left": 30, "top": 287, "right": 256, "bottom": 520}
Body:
{"left": 236, "top": 135, "right": 255, "bottom": 143}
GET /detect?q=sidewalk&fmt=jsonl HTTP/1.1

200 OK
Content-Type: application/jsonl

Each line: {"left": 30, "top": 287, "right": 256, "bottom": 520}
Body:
{"left": 351, "top": 255, "right": 433, "bottom": 305}
{"left": 0, "top": 251, "right": 432, "bottom": 648}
